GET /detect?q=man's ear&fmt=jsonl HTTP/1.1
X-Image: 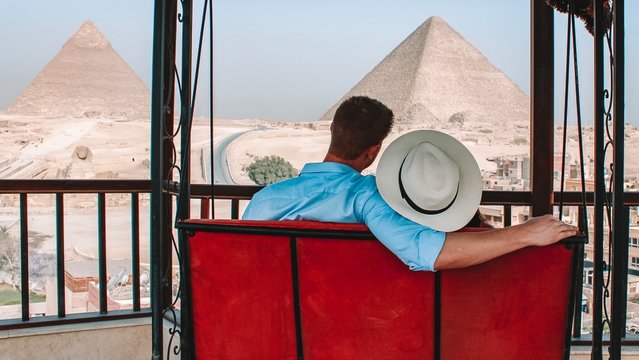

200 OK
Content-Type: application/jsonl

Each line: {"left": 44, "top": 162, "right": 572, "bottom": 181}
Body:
{"left": 367, "top": 143, "right": 382, "bottom": 160}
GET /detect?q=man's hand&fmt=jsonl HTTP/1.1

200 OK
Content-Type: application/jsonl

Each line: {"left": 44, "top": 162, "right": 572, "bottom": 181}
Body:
{"left": 518, "top": 214, "right": 580, "bottom": 247}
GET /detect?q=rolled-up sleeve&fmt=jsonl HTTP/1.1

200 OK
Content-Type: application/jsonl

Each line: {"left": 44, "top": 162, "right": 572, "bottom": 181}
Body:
{"left": 361, "top": 191, "right": 446, "bottom": 271}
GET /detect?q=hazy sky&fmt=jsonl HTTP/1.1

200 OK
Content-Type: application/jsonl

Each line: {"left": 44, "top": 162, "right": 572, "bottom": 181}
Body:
{"left": 1, "top": 1, "right": 637, "bottom": 124}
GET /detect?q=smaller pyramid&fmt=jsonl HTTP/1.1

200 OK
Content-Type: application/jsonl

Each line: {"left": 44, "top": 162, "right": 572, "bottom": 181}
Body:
{"left": 7, "top": 20, "right": 150, "bottom": 120}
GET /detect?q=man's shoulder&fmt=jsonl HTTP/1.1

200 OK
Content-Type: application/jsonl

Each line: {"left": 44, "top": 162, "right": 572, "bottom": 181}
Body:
{"left": 357, "top": 174, "right": 378, "bottom": 192}
{"left": 254, "top": 176, "right": 301, "bottom": 196}
{"left": 253, "top": 167, "right": 378, "bottom": 199}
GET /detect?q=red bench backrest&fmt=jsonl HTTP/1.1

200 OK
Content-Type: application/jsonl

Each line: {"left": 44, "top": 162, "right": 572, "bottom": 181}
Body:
{"left": 186, "top": 219, "right": 573, "bottom": 359}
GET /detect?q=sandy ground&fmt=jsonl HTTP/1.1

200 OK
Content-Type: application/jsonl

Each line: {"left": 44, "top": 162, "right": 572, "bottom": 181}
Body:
{"left": 225, "top": 123, "right": 639, "bottom": 184}
{"left": 1, "top": 113, "right": 638, "bottom": 274}
{"left": 225, "top": 127, "right": 512, "bottom": 183}
{"left": 0, "top": 114, "right": 253, "bottom": 268}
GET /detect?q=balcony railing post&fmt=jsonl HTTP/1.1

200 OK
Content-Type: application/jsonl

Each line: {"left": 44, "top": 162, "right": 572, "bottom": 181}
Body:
{"left": 98, "top": 193, "right": 108, "bottom": 314}
{"left": 131, "top": 193, "right": 141, "bottom": 312}
{"left": 19, "top": 193, "right": 29, "bottom": 322}
{"left": 530, "top": 0, "right": 554, "bottom": 217}
{"left": 178, "top": 0, "right": 195, "bottom": 358}
{"left": 55, "top": 193, "right": 66, "bottom": 317}
{"left": 609, "top": 0, "right": 627, "bottom": 357}
{"left": 159, "top": 0, "right": 178, "bottom": 314}
{"left": 592, "top": 0, "right": 606, "bottom": 357}
{"left": 150, "top": 0, "right": 178, "bottom": 357}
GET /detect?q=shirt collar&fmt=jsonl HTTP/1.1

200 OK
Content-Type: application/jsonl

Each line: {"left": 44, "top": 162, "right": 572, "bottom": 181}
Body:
{"left": 301, "top": 162, "right": 360, "bottom": 175}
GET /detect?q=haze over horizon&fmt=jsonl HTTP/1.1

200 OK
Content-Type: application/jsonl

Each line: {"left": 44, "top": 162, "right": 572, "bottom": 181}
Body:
{"left": 1, "top": 1, "right": 637, "bottom": 124}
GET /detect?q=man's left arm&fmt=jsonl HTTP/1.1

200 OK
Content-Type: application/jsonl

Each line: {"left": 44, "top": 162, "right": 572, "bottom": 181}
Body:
{"left": 433, "top": 214, "right": 578, "bottom": 270}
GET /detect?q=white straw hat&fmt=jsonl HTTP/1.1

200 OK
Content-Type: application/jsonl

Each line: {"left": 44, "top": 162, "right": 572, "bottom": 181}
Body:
{"left": 376, "top": 130, "right": 482, "bottom": 232}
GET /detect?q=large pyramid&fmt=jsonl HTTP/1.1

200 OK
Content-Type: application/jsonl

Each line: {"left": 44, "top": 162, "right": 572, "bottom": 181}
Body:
{"left": 6, "top": 20, "right": 150, "bottom": 120}
{"left": 320, "top": 16, "right": 529, "bottom": 130}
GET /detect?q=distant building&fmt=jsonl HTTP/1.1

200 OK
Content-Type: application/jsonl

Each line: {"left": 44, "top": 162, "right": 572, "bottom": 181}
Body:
{"left": 483, "top": 155, "right": 529, "bottom": 191}
{"left": 45, "top": 259, "right": 149, "bottom": 315}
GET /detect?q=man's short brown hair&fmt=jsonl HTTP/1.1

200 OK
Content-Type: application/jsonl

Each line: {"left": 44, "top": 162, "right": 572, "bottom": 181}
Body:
{"left": 329, "top": 96, "right": 394, "bottom": 160}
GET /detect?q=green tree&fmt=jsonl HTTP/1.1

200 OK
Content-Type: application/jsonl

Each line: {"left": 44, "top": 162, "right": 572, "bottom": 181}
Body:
{"left": 0, "top": 226, "right": 20, "bottom": 291}
{"left": 246, "top": 155, "right": 298, "bottom": 185}
{"left": 0, "top": 226, "right": 53, "bottom": 293}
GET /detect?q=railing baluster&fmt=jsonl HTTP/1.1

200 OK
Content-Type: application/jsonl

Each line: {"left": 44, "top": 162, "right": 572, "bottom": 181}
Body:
{"left": 56, "top": 193, "right": 66, "bottom": 317}
{"left": 19, "top": 193, "right": 29, "bottom": 322}
{"left": 504, "top": 205, "right": 512, "bottom": 227}
{"left": 572, "top": 206, "right": 586, "bottom": 338}
{"left": 231, "top": 199, "right": 240, "bottom": 219}
{"left": 131, "top": 193, "right": 141, "bottom": 312}
{"left": 0, "top": 181, "right": 156, "bottom": 330}
{"left": 98, "top": 193, "right": 108, "bottom": 314}
{"left": 610, "top": 206, "right": 630, "bottom": 356}
{"left": 200, "top": 198, "right": 210, "bottom": 219}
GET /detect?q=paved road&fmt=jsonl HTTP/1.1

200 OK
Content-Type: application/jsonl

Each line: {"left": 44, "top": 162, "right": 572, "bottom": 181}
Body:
{"left": 203, "top": 126, "right": 265, "bottom": 184}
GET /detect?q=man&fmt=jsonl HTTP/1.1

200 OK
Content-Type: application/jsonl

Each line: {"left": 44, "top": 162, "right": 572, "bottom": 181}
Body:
{"left": 243, "top": 96, "right": 578, "bottom": 271}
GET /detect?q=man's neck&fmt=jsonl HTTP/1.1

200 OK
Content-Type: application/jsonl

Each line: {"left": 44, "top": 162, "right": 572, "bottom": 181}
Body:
{"left": 323, "top": 153, "right": 365, "bottom": 173}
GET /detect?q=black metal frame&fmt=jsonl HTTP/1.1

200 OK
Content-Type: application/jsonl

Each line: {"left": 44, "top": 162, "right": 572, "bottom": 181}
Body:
{"left": 590, "top": 1, "right": 627, "bottom": 358}
{"left": 591, "top": 2, "right": 606, "bottom": 356}
{"left": 150, "top": 0, "right": 178, "bottom": 358}
{"left": 609, "top": 1, "right": 627, "bottom": 358}
{"left": 530, "top": 0, "right": 555, "bottom": 218}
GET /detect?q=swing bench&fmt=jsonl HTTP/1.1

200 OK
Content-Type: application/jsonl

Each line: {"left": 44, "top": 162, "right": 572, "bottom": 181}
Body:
{"left": 181, "top": 219, "right": 584, "bottom": 359}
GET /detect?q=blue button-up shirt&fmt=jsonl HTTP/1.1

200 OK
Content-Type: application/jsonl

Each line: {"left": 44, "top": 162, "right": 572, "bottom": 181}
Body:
{"left": 242, "top": 162, "right": 445, "bottom": 271}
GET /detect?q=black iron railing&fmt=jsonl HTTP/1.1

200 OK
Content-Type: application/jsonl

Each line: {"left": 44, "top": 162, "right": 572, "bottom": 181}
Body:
{"left": 3, "top": 179, "right": 639, "bottom": 355}
{"left": 0, "top": 179, "right": 152, "bottom": 330}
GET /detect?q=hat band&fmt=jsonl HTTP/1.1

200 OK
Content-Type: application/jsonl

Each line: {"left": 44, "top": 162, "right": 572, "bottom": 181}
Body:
{"left": 398, "top": 157, "right": 459, "bottom": 215}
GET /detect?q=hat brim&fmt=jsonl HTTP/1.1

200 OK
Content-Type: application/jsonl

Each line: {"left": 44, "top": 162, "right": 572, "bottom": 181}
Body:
{"left": 376, "top": 130, "right": 482, "bottom": 232}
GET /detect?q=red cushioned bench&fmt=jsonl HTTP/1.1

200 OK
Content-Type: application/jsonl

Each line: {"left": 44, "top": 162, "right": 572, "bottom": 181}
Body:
{"left": 181, "top": 219, "right": 579, "bottom": 360}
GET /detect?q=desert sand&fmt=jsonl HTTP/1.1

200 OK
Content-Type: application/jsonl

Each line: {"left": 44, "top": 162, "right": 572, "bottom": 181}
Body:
{"left": 2, "top": 110, "right": 639, "bottom": 266}
{"left": 224, "top": 121, "right": 639, "bottom": 185}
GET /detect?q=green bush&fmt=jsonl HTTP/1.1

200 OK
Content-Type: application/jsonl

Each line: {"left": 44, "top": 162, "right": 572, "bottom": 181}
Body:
{"left": 246, "top": 155, "right": 298, "bottom": 185}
